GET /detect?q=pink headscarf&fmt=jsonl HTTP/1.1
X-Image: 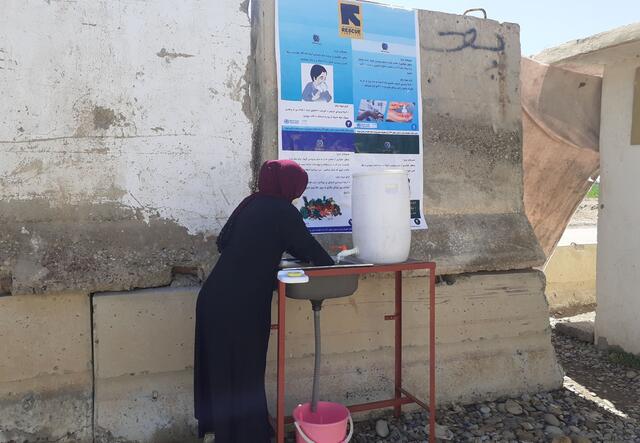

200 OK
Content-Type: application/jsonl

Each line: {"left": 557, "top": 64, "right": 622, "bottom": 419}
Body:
{"left": 216, "top": 160, "right": 308, "bottom": 252}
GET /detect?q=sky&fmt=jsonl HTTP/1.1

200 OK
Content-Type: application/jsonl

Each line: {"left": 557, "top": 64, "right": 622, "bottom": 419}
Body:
{"left": 385, "top": 0, "right": 639, "bottom": 56}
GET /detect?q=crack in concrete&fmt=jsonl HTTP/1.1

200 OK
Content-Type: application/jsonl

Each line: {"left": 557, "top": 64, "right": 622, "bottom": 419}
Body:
{"left": 0, "top": 133, "right": 195, "bottom": 144}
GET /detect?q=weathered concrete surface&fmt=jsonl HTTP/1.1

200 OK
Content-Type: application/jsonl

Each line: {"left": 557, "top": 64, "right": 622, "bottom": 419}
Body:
{"left": 0, "top": 293, "right": 92, "bottom": 443}
{"left": 0, "top": 0, "right": 253, "bottom": 294}
{"left": 521, "top": 58, "right": 601, "bottom": 257}
{"left": 89, "top": 272, "right": 562, "bottom": 441}
{"left": 544, "top": 243, "right": 597, "bottom": 314}
{"left": 94, "top": 371, "right": 198, "bottom": 443}
{"left": 0, "top": 200, "right": 213, "bottom": 295}
{"left": 252, "top": 1, "right": 545, "bottom": 274}
{"left": 93, "top": 287, "right": 198, "bottom": 443}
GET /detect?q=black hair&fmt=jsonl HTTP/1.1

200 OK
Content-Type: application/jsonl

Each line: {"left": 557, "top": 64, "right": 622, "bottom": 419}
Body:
{"left": 310, "top": 64, "right": 327, "bottom": 81}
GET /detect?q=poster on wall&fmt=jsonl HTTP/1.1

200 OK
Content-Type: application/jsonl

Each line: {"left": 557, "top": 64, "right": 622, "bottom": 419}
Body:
{"left": 276, "top": 0, "right": 426, "bottom": 233}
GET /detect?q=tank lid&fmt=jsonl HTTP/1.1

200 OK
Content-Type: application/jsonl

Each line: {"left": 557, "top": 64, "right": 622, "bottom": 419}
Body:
{"left": 353, "top": 169, "right": 408, "bottom": 177}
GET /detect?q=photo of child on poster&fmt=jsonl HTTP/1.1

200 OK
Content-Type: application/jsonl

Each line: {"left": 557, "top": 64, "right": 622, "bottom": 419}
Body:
{"left": 301, "top": 64, "right": 334, "bottom": 102}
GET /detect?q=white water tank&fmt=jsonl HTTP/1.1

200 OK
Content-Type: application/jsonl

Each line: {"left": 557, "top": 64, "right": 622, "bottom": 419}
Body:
{"left": 351, "top": 170, "right": 411, "bottom": 264}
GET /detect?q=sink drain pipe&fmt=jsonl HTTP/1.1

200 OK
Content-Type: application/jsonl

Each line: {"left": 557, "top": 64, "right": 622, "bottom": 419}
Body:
{"left": 311, "top": 299, "right": 323, "bottom": 412}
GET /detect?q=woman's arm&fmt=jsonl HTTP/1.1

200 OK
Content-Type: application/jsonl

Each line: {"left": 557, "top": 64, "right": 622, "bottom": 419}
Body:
{"left": 282, "top": 205, "right": 334, "bottom": 266}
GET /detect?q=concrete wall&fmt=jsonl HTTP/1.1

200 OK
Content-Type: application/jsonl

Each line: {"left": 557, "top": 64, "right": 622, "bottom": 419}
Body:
{"left": 252, "top": 1, "right": 545, "bottom": 274}
{"left": 0, "top": 1, "right": 547, "bottom": 290}
{"left": 0, "top": 293, "right": 92, "bottom": 443}
{"left": 544, "top": 244, "right": 597, "bottom": 313}
{"left": 596, "top": 59, "right": 640, "bottom": 355}
{"left": 0, "top": 0, "right": 253, "bottom": 294}
{"left": 86, "top": 272, "right": 561, "bottom": 442}
{"left": 0, "top": 1, "right": 564, "bottom": 441}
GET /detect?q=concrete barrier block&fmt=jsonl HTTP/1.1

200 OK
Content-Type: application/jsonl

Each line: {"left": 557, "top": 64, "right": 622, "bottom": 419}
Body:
{"left": 91, "top": 270, "right": 562, "bottom": 439}
{"left": 0, "top": 293, "right": 92, "bottom": 443}
{"left": 92, "top": 287, "right": 198, "bottom": 443}
{"left": 252, "top": 0, "right": 546, "bottom": 274}
{"left": 544, "top": 244, "right": 597, "bottom": 313}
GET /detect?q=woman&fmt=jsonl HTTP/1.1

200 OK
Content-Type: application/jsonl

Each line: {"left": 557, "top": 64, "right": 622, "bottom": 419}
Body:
{"left": 194, "top": 160, "right": 334, "bottom": 443}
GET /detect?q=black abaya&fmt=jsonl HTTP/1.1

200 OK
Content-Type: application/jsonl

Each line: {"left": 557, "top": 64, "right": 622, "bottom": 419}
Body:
{"left": 194, "top": 195, "right": 333, "bottom": 442}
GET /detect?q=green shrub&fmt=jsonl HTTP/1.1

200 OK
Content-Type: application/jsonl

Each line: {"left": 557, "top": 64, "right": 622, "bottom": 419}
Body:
{"left": 586, "top": 183, "right": 600, "bottom": 199}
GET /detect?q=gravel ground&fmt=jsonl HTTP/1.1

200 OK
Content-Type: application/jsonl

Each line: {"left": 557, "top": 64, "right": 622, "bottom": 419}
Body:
{"left": 290, "top": 325, "right": 640, "bottom": 443}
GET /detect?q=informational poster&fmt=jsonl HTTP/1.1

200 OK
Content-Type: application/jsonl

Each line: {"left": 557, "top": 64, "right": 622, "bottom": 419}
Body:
{"left": 276, "top": 0, "right": 426, "bottom": 233}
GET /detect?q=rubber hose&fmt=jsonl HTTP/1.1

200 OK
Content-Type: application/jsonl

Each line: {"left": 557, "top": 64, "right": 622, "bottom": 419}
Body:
{"left": 311, "top": 307, "right": 321, "bottom": 412}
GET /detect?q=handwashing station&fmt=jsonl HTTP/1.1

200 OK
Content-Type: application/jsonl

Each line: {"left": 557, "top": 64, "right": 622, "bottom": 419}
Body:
{"left": 271, "top": 171, "right": 437, "bottom": 443}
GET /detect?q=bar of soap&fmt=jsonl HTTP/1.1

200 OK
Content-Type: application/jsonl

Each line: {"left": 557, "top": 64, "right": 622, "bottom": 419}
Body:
{"left": 277, "top": 269, "right": 309, "bottom": 284}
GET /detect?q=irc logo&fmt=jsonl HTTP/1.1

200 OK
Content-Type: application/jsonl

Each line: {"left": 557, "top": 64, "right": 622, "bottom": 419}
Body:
{"left": 338, "top": 1, "right": 363, "bottom": 39}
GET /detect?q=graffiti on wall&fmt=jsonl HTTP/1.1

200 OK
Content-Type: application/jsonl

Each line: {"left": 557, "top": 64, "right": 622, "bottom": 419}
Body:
{"left": 426, "top": 28, "right": 505, "bottom": 53}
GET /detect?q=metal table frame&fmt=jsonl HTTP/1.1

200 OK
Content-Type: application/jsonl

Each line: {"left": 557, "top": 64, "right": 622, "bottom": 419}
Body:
{"left": 270, "top": 261, "right": 436, "bottom": 443}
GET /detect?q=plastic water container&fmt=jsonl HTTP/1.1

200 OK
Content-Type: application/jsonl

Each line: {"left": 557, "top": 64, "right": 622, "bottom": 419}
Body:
{"left": 351, "top": 170, "right": 411, "bottom": 264}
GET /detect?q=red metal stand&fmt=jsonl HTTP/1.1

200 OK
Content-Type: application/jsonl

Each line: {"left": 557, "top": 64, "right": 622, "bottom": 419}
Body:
{"left": 271, "top": 261, "right": 436, "bottom": 443}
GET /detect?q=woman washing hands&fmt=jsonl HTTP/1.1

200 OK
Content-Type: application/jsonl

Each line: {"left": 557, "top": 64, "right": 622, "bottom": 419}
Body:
{"left": 194, "top": 160, "right": 334, "bottom": 443}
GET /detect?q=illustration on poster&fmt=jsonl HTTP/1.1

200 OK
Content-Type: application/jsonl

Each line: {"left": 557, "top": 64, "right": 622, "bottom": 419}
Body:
{"left": 302, "top": 64, "right": 334, "bottom": 102}
{"left": 357, "top": 99, "right": 387, "bottom": 122}
{"left": 300, "top": 196, "right": 343, "bottom": 221}
{"left": 277, "top": 0, "right": 426, "bottom": 232}
{"left": 386, "top": 102, "right": 415, "bottom": 123}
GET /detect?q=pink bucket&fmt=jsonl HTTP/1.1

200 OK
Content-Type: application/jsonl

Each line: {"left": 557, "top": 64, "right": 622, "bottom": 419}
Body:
{"left": 293, "top": 401, "right": 353, "bottom": 443}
